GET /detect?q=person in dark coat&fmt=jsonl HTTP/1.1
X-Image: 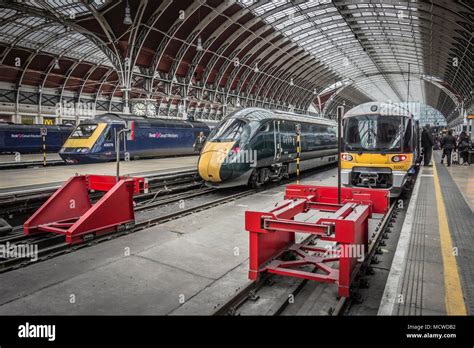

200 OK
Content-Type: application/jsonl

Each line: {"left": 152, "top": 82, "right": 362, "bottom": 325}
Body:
{"left": 193, "top": 131, "right": 207, "bottom": 153}
{"left": 458, "top": 131, "right": 471, "bottom": 166}
{"left": 440, "top": 129, "right": 456, "bottom": 167}
{"left": 421, "top": 124, "right": 434, "bottom": 166}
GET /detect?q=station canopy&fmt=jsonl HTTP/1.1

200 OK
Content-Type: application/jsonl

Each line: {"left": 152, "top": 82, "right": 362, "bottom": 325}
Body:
{"left": 0, "top": 0, "right": 471, "bottom": 122}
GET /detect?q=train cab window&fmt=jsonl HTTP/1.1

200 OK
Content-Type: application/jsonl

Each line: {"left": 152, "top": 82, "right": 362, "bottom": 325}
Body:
{"left": 70, "top": 124, "right": 98, "bottom": 138}
{"left": 104, "top": 128, "right": 114, "bottom": 142}
{"left": 208, "top": 118, "right": 246, "bottom": 142}
{"left": 343, "top": 115, "right": 404, "bottom": 153}
{"left": 260, "top": 122, "right": 271, "bottom": 133}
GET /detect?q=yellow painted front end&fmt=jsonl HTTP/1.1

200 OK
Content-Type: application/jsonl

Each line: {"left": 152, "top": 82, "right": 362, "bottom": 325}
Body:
{"left": 340, "top": 152, "right": 414, "bottom": 197}
{"left": 62, "top": 123, "right": 107, "bottom": 149}
{"left": 341, "top": 153, "right": 414, "bottom": 171}
{"left": 198, "top": 141, "right": 235, "bottom": 182}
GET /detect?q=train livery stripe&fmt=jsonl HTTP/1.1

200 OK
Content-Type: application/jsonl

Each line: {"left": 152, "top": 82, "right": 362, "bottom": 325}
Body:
{"left": 433, "top": 162, "right": 467, "bottom": 315}
{"left": 63, "top": 123, "right": 107, "bottom": 149}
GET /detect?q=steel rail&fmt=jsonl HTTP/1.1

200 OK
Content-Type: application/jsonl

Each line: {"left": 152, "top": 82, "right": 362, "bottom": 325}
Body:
{"left": 213, "top": 200, "right": 398, "bottom": 316}
{"left": 0, "top": 164, "right": 337, "bottom": 273}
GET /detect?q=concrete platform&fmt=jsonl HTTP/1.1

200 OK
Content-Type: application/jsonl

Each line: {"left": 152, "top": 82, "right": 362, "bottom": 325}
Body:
{"left": 0, "top": 155, "right": 198, "bottom": 191}
{"left": 0, "top": 168, "right": 337, "bottom": 315}
{"left": 379, "top": 151, "right": 474, "bottom": 315}
{"left": 0, "top": 153, "right": 61, "bottom": 163}
{"left": 440, "top": 156, "right": 474, "bottom": 212}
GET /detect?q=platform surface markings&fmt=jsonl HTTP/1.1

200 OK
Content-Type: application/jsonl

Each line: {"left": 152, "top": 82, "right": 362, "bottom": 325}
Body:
{"left": 433, "top": 162, "right": 467, "bottom": 315}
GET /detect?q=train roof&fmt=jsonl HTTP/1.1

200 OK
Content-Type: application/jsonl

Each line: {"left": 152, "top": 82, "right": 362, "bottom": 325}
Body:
{"left": 85, "top": 113, "right": 209, "bottom": 128}
{"left": 0, "top": 123, "right": 73, "bottom": 128}
{"left": 226, "top": 108, "right": 336, "bottom": 126}
{"left": 344, "top": 102, "right": 413, "bottom": 118}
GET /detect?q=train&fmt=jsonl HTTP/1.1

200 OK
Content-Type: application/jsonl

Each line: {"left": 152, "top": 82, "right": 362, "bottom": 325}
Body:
{"left": 340, "top": 102, "right": 420, "bottom": 197}
{"left": 198, "top": 108, "right": 338, "bottom": 188}
{"left": 0, "top": 123, "right": 72, "bottom": 154}
{"left": 59, "top": 114, "right": 210, "bottom": 164}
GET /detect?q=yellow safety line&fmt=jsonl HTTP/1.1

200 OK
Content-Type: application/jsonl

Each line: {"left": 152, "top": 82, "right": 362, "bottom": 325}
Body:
{"left": 432, "top": 163, "right": 467, "bottom": 315}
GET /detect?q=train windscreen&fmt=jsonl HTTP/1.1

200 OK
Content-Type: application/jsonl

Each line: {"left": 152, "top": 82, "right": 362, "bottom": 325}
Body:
{"left": 343, "top": 115, "right": 407, "bottom": 153}
{"left": 208, "top": 118, "right": 248, "bottom": 143}
{"left": 70, "top": 124, "right": 98, "bottom": 138}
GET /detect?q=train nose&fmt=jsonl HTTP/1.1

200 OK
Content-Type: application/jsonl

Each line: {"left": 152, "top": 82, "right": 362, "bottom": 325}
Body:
{"left": 198, "top": 142, "right": 235, "bottom": 182}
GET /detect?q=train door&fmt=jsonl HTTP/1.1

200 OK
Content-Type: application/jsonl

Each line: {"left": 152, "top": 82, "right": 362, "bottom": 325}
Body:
{"left": 274, "top": 120, "right": 282, "bottom": 160}
{"left": 102, "top": 125, "right": 115, "bottom": 149}
{"left": 415, "top": 120, "right": 421, "bottom": 163}
{"left": 250, "top": 121, "right": 274, "bottom": 167}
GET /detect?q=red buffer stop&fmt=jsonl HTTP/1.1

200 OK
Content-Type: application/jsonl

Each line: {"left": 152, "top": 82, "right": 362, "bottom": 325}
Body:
{"left": 24, "top": 175, "right": 148, "bottom": 245}
{"left": 245, "top": 185, "right": 390, "bottom": 297}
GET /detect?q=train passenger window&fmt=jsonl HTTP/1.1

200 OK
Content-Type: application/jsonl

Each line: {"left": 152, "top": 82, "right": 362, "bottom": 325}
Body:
{"left": 70, "top": 124, "right": 97, "bottom": 138}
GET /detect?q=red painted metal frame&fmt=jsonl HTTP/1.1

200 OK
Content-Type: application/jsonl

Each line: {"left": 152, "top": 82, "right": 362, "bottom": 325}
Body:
{"left": 24, "top": 175, "right": 147, "bottom": 245}
{"left": 245, "top": 185, "right": 389, "bottom": 297}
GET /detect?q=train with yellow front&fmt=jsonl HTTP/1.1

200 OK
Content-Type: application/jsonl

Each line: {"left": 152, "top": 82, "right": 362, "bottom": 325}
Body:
{"left": 340, "top": 102, "right": 420, "bottom": 197}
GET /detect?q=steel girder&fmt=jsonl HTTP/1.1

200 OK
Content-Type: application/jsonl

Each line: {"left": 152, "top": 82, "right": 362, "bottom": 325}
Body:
{"left": 148, "top": 0, "right": 203, "bottom": 96}
{"left": 0, "top": 0, "right": 471, "bottom": 121}
{"left": 1, "top": 1, "right": 122, "bottom": 71}
{"left": 165, "top": 1, "right": 235, "bottom": 114}
{"left": 239, "top": 0, "right": 471, "bottom": 118}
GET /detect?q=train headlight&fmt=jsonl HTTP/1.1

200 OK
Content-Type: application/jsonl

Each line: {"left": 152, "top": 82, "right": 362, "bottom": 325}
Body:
{"left": 392, "top": 155, "right": 407, "bottom": 162}
{"left": 76, "top": 148, "right": 89, "bottom": 153}
{"left": 341, "top": 153, "right": 353, "bottom": 161}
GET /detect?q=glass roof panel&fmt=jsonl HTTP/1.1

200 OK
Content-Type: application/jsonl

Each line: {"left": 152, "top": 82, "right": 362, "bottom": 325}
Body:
{"left": 238, "top": 0, "right": 411, "bottom": 102}
{"left": 0, "top": 4, "right": 113, "bottom": 68}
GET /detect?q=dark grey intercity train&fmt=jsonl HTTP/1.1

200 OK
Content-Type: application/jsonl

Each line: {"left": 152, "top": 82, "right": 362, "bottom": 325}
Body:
{"left": 198, "top": 108, "right": 338, "bottom": 188}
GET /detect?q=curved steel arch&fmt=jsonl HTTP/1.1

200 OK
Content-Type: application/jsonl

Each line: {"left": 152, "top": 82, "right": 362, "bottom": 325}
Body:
{"left": 148, "top": 0, "right": 203, "bottom": 95}
{"left": 322, "top": 72, "right": 463, "bottom": 118}
{"left": 1, "top": 2, "right": 122, "bottom": 70}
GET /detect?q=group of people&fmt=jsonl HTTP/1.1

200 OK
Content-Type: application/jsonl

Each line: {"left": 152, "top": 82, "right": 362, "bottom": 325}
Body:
{"left": 421, "top": 124, "right": 471, "bottom": 167}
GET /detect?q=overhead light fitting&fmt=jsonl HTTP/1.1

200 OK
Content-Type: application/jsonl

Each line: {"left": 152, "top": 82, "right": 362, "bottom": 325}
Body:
{"left": 290, "top": 78, "right": 294, "bottom": 86}
{"left": 123, "top": 0, "right": 132, "bottom": 25}
{"left": 196, "top": 36, "right": 203, "bottom": 51}
{"left": 54, "top": 58, "right": 60, "bottom": 70}
{"left": 196, "top": 6, "right": 203, "bottom": 52}
{"left": 254, "top": 63, "right": 259, "bottom": 73}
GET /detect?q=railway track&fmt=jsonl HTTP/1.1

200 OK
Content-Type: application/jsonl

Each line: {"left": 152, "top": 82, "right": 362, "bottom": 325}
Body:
{"left": 213, "top": 200, "right": 399, "bottom": 316}
{"left": 0, "top": 169, "right": 201, "bottom": 219}
{"left": 0, "top": 188, "right": 253, "bottom": 273}
{"left": 0, "top": 164, "right": 336, "bottom": 273}
{"left": 0, "top": 184, "right": 213, "bottom": 244}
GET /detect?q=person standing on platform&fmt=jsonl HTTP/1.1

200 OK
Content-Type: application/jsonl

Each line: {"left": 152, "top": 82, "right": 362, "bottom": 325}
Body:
{"left": 440, "top": 129, "right": 456, "bottom": 167}
{"left": 193, "top": 131, "right": 207, "bottom": 153}
{"left": 458, "top": 131, "right": 471, "bottom": 166}
{"left": 421, "top": 124, "right": 434, "bottom": 166}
